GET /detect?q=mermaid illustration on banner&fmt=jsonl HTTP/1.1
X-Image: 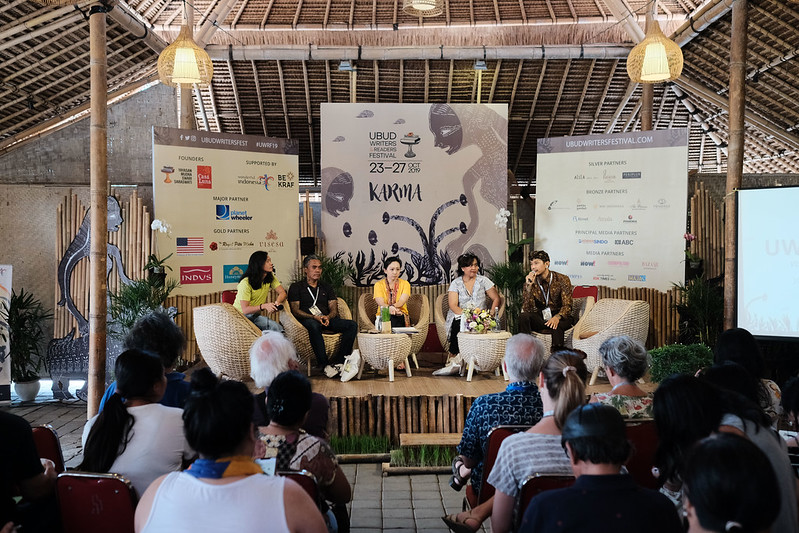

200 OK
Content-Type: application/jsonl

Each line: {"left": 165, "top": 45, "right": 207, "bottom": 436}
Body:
{"left": 428, "top": 103, "right": 508, "bottom": 266}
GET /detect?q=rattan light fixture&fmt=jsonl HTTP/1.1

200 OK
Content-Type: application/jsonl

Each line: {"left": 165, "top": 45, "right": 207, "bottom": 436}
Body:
{"left": 157, "top": 24, "right": 213, "bottom": 88}
{"left": 402, "top": 0, "right": 443, "bottom": 17}
{"left": 626, "top": 9, "right": 683, "bottom": 83}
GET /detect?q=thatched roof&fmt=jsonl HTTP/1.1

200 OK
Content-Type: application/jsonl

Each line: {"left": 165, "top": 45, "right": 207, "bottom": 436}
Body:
{"left": 1, "top": 0, "right": 798, "bottom": 186}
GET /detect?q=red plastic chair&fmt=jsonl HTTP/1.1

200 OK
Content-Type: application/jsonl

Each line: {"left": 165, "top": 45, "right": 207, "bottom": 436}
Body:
{"left": 465, "top": 425, "right": 530, "bottom": 509}
{"left": 56, "top": 472, "right": 137, "bottom": 533}
{"left": 625, "top": 420, "right": 659, "bottom": 489}
{"left": 221, "top": 290, "right": 237, "bottom": 305}
{"left": 32, "top": 424, "right": 65, "bottom": 473}
{"left": 516, "top": 473, "right": 576, "bottom": 529}
{"left": 572, "top": 285, "right": 598, "bottom": 301}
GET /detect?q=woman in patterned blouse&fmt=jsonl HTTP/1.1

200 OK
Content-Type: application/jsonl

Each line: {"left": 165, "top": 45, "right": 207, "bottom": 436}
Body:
{"left": 589, "top": 335, "right": 653, "bottom": 419}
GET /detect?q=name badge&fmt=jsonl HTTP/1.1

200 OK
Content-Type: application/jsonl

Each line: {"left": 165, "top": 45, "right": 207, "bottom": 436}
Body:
{"left": 542, "top": 307, "right": 552, "bottom": 321}
{"left": 255, "top": 457, "right": 276, "bottom": 476}
{"left": 309, "top": 305, "right": 323, "bottom": 316}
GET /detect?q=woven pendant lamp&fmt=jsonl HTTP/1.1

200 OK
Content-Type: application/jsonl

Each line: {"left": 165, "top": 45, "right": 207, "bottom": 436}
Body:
{"left": 157, "top": 24, "right": 213, "bottom": 88}
{"left": 626, "top": 9, "right": 683, "bottom": 83}
{"left": 402, "top": 0, "right": 443, "bottom": 17}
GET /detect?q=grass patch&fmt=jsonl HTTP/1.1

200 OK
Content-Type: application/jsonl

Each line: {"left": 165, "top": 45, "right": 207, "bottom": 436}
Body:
{"left": 389, "top": 445, "right": 457, "bottom": 468}
{"left": 330, "top": 434, "right": 391, "bottom": 455}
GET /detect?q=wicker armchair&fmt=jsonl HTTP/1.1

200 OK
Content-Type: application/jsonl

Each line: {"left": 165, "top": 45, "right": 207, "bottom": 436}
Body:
{"left": 530, "top": 296, "right": 595, "bottom": 353}
{"left": 280, "top": 297, "right": 353, "bottom": 375}
{"left": 434, "top": 292, "right": 505, "bottom": 354}
{"left": 193, "top": 303, "right": 260, "bottom": 384}
{"left": 570, "top": 298, "right": 650, "bottom": 384}
{"left": 356, "top": 292, "right": 430, "bottom": 368}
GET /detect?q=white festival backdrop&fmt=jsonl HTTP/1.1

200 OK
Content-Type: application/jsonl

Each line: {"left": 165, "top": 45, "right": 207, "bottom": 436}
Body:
{"left": 737, "top": 186, "right": 799, "bottom": 338}
{"left": 152, "top": 127, "right": 299, "bottom": 296}
{"left": 535, "top": 129, "right": 688, "bottom": 292}
{"left": 321, "top": 103, "right": 508, "bottom": 286}
{"left": 0, "top": 264, "right": 11, "bottom": 400}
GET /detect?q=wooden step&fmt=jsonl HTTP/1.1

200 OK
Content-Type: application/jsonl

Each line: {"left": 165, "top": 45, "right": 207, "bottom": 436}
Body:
{"left": 399, "top": 432, "right": 461, "bottom": 447}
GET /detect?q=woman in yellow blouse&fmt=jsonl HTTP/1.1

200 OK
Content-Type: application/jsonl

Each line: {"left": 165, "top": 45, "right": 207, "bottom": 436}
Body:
{"left": 233, "top": 251, "right": 287, "bottom": 332}
{"left": 373, "top": 256, "right": 411, "bottom": 329}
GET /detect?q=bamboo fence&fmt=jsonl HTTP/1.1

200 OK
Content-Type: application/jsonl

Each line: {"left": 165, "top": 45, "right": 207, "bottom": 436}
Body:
{"left": 327, "top": 394, "right": 476, "bottom": 442}
{"left": 689, "top": 181, "right": 724, "bottom": 280}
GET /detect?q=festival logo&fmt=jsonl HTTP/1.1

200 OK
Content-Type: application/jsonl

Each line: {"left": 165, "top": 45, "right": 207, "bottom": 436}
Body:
{"left": 180, "top": 266, "right": 213, "bottom": 284}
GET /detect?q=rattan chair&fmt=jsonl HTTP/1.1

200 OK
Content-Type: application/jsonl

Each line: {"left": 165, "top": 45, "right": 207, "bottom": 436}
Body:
{"left": 571, "top": 298, "right": 650, "bottom": 384}
{"left": 530, "top": 296, "right": 595, "bottom": 353}
{"left": 193, "top": 303, "right": 259, "bottom": 384}
{"left": 357, "top": 292, "right": 429, "bottom": 368}
{"left": 280, "top": 297, "right": 353, "bottom": 375}
{"left": 434, "top": 292, "right": 505, "bottom": 354}
{"left": 356, "top": 332, "right": 413, "bottom": 381}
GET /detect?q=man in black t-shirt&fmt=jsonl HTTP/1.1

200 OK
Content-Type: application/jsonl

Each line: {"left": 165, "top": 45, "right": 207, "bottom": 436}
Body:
{"left": 0, "top": 412, "right": 58, "bottom": 532}
{"left": 288, "top": 255, "right": 357, "bottom": 377}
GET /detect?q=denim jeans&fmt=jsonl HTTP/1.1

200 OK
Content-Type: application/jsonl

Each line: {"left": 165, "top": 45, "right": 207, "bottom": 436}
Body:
{"left": 299, "top": 316, "right": 358, "bottom": 367}
{"left": 246, "top": 313, "right": 283, "bottom": 333}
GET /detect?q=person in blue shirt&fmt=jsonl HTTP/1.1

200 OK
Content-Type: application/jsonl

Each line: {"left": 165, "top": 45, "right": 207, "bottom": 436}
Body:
{"left": 99, "top": 311, "right": 190, "bottom": 411}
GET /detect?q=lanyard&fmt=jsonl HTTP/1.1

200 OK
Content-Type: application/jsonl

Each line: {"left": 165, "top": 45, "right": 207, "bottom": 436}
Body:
{"left": 306, "top": 284, "right": 320, "bottom": 307}
{"left": 536, "top": 272, "right": 552, "bottom": 307}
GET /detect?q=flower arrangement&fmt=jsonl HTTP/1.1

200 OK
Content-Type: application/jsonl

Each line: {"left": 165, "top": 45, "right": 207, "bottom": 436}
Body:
{"left": 462, "top": 305, "right": 497, "bottom": 333}
{"left": 151, "top": 219, "right": 172, "bottom": 236}
{"left": 494, "top": 208, "right": 511, "bottom": 230}
{"left": 684, "top": 232, "right": 701, "bottom": 263}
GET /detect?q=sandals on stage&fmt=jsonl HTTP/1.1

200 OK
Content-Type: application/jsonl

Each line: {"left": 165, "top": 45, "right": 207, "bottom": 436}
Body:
{"left": 441, "top": 511, "right": 481, "bottom": 533}
{"left": 449, "top": 455, "right": 469, "bottom": 492}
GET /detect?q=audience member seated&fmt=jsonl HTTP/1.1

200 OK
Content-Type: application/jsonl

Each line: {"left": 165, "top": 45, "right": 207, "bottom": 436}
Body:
{"left": 233, "top": 251, "right": 287, "bottom": 332}
{"left": 256, "top": 371, "right": 352, "bottom": 532}
{"left": 589, "top": 335, "right": 653, "bottom": 418}
{"left": 81, "top": 349, "right": 194, "bottom": 496}
{"left": 288, "top": 255, "right": 357, "bottom": 379}
{"left": 443, "top": 350, "right": 587, "bottom": 533}
{"left": 714, "top": 327, "right": 781, "bottom": 426}
{"left": 448, "top": 334, "right": 546, "bottom": 495}
{"left": 653, "top": 374, "right": 798, "bottom": 533}
{"left": 781, "top": 376, "right": 799, "bottom": 446}
{"left": 0, "top": 412, "right": 58, "bottom": 533}
{"left": 250, "top": 332, "right": 330, "bottom": 439}
{"left": 682, "top": 434, "right": 780, "bottom": 533}
{"left": 99, "top": 311, "right": 191, "bottom": 411}
{"left": 519, "top": 404, "right": 682, "bottom": 533}
{"left": 135, "top": 368, "right": 326, "bottom": 533}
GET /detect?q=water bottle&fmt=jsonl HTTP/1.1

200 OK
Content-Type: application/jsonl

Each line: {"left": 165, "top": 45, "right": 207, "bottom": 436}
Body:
{"left": 493, "top": 307, "right": 500, "bottom": 332}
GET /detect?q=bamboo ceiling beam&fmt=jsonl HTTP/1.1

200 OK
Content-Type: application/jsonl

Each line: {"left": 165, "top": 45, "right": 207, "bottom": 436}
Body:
{"left": 590, "top": 61, "right": 617, "bottom": 134}
{"left": 469, "top": 0, "right": 474, "bottom": 25}
{"left": 569, "top": 59, "right": 594, "bottom": 135}
{"left": 226, "top": 59, "right": 245, "bottom": 133}
{"left": 277, "top": 60, "right": 291, "bottom": 136}
{"left": 325, "top": 60, "right": 331, "bottom": 101}
{"left": 518, "top": 0, "right": 526, "bottom": 24}
{"left": 507, "top": 60, "right": 523, "bottom": 117}
{"left": 621, "top": 100, "right": 642, "bottom": 132}
{"left": 197, "top": 0, "right": 221, "bottom": 28}
{"left": 654, "top": 87, "right": 667, "bottom": 128}
{"left": 0, "top": 0, "right": 30, "bottom": 15}
{"left": 492, "top": 0, "right": 499, "bottom": 23}
{"left": 349, "top": 0, "right": 355, "bottom": 27}
{"left": 0, "top": 22, "right": 80, "bottom": 70}
{"left": 231, "top": 0, "right": 249, "bottom": 27}
{"left": 196, "top": 0, "right": 239, "bottom": 46}
{"left": 207, "top": 81, "right": 221, "bottom": 132}
{"left": 0, "top": 12, "right": 85, "bottom": 53}
{"left": 301, "top": 60, "right": 317, "bottom": 186}
{"left": 513, "top": 60, "right": 546, "bottom": 174}
{"left": 195, "top": 85, "right": 210, "bottom": 131}
{"left": 3, "top": 38, "right": 85, "bottom": 85}
{"left": 163, "top": 1, "right": 182, "bottom": 26}
{"left": 373, "top": 60, "right": 380, "bottom": 102}
{"left": 294, "top": 0, "right": 304, "bottom": 28}
{"left": 488, "top": 58, "right": 501, "bottom": 102}
{"left": 107, "top": 0, "right": 169, "bottom": 52}
{"left": 399, "top": 59, "right": 404, "bottom": 103}
{"left": 545, "top": 60, "right": 570, "bottom": 138}
{"left": 601, "top": 0, "right": 645, "bottom": 42}
{"left": 252, "top": 60, "right": 268, "bottom": 135}
{"left": 565, "top": 0, "right": 576, "bottom": 19}
{"left": 372, "top": 0, "right": 377, "bottom": 26}
{"left": 444, "top": 0, "right": 450, "bottom": 25}
{"left": 325, "top": 0, "right": 332, "bottom": 26}
{"left": 544, "top": 0, "right": 555, "bottom": 22}
{"left": 0, "top": 1, "right": 91, "bottom": 42}
{"left": 604, "top": 80, "right": 636, "bottom": 134}
{"left": 446, "top": 59, "right": 453, "bottom": 103}
{"left": 261, "top": 0, "right": 276, "bottom": 28}
{"left": 424, "top": 59, "right": 429, "bottom": 102}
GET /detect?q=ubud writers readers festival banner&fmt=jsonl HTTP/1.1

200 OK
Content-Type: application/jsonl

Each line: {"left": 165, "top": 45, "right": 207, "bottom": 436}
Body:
{"left": 152, "top": 127, "right": 299, "bottom": 296}
{"left": 0, "top": 264, "right": 11, "bottom": 401}
{"left": 321, "top": 103, "right": 508, "bottom": 286}
{"left": 535, "top": 129, "right": 689, "bottom": 292}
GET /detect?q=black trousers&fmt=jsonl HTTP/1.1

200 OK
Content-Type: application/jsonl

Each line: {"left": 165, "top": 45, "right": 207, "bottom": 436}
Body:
{"left": 518, "top": 311, "right": 573, "bottom": 348}
{"left": 448, "top": 318, "right": 462, "bottom": 355}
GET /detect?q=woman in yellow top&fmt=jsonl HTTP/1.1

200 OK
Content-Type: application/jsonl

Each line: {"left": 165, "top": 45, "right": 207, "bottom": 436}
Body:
{"left": 373, "top": 256, "right": 411, "bottom": 329}
{"left": 233, "top": 251, "right": 287, "bottom": 332}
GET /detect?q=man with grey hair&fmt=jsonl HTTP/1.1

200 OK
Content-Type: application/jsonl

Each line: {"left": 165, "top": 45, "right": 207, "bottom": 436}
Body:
{"left": 449, "top": 334, "right": 546, "bottom": 495}
{"left": 249, "top": 331, "right": 330, "bottom": 439}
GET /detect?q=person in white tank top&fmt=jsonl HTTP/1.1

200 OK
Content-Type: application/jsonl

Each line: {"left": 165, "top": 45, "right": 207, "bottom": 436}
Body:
{"left": 135, "top": 368, "right": 326, "bottom": 533}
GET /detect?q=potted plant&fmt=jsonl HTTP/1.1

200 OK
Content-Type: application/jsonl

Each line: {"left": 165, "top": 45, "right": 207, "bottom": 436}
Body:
{"left": 486, "top": 261, "right": 527, "bottom": 333}
{"left": 649, "top": 343, "right": 713, "bottom": 383}
{"left": 143, "top": 253, "right": 173, "bottom": 287}
{"left": 0, "top": 289, "right": 53, "bottom": 401}
{"left": 674, "top": 275, "right": 724, "bottom": 348}
{"left": 109, "top": 275, "right": 179, "bottom": 335}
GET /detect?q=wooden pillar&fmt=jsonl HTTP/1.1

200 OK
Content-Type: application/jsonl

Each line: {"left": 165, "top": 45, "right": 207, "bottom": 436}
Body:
{"left": 724, "top": 0, "right": 747, "bottom": 329}
{"left": 88, "top": 5, "right": 109, "bottom": 417}
{"left": 641, "top": 84, "right": 653, "bottom": 130}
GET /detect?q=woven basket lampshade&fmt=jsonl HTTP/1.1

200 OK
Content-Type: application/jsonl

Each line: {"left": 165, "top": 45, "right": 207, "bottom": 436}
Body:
{"left": 626, "top": 11, "right": 683, "bottom": 83}
{"left": 157, "top": 25, "right": 213, "bottom": 88}
{"left": 402, "top": 0, "right": 443, "bottom": 17}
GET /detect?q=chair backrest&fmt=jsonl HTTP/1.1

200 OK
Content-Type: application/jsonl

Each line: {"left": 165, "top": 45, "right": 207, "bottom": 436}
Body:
{"left": 625, "top": 419, "right": 659, "bottom": 489}
{"left": 221, "top": 290, "right": 237, "bottom": 305}
{"left": 277, "top": 469, "right": 322, "bottom": 511}
{"left": 192, "top": 303, "right": 260, "bottom": 381}
{"left": 434, "top": 293, "right": 450, "bottom": 351}
{"left": 516, "top": 474, "right": 576, "bottom": 530}
{"left": 572, "top": 285, "right": 598, "bottom": 301}
{"left": 57, "top": 472, "right": 137, "bottom": 533}
{"left": 570, "top": 296, "right": 595, "bottom": 324}
{"left": 336, "top": 297, "right": 352, "bottom": 321}
{"left": 477, "top": 425, "right": 530, "bottom": 504}
{"left": 359, "top": 292, "right": 429, "bottom": 331}
{"left": 32, "top": 424, "right": 65, "bottom": 473}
